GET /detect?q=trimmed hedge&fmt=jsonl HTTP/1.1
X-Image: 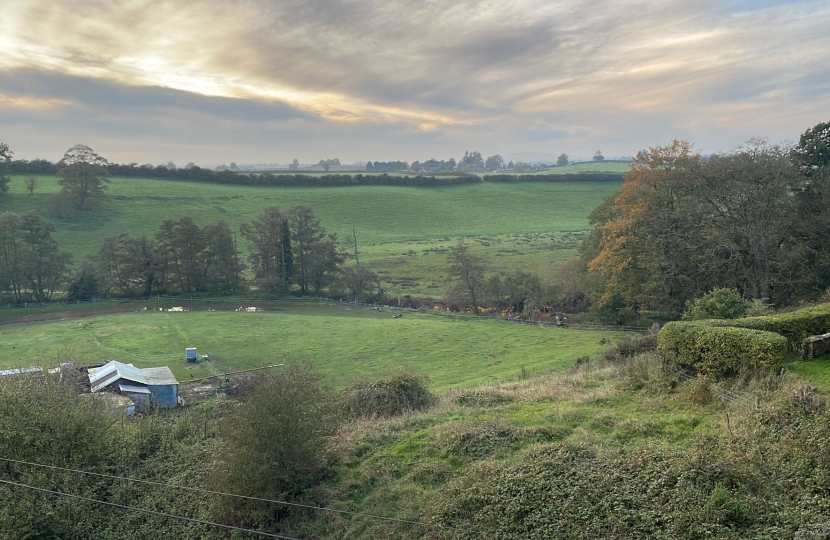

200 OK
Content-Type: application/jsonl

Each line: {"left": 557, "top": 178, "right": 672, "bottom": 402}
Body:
{"left": 658, "top": 321, "right": 787, "bottom": 377}
{"left": 484, "top": 172, "right": 623, "bottom": 183}
{"left": 710, "top": 303, "right": 830, "bottom": 351}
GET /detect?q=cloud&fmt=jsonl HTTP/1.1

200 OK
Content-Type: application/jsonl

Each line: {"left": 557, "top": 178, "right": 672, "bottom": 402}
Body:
{"left": 1, "top": 0, "right": 829, "bottom": 162}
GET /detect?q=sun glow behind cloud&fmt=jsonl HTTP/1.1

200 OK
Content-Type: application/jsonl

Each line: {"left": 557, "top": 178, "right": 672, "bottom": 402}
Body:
{"left": 1, "top": 0, "right": 829, "bottom": 162}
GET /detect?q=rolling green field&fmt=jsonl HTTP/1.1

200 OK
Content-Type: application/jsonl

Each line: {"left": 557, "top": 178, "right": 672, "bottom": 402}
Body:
{"left": 481, "top": 161, "right": 632, "bottom": 175}
{"left": 0, "top": 303, "right": 626, "bottom": 389}
{"left": 3, "top": 174, "right": 621, "bottom": 295}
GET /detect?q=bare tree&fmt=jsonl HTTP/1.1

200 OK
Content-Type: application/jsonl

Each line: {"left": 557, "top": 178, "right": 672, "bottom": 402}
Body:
{"left": 444, "top": 239, "right": 488, "bottom": 312}
{"left": 25, "top": 176, "right": 37, "bottom": 195}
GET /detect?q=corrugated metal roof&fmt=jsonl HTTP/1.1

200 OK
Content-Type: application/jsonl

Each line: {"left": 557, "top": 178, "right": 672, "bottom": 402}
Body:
{"left": 89, "top": 361, "right": 148, "bottom": 393}
{"left": 0, "top": 366, "right": 43, "bottom": 376}
{"left": 118, "top": 383, "right": 152, "bottom": 394}
{"left": 141, "top": 367, "right": 178, "bottom": 386}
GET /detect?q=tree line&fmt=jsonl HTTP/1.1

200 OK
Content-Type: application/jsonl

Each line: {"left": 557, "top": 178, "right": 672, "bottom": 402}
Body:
{"left": 0, "top": 204, "right": 380, "bottom": 304}
{"left": 577, "top": 120, "right": 830, "bottom": 323}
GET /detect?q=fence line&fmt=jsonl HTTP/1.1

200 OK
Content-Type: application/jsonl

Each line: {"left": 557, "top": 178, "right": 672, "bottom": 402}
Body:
{"left": 1, "top": 295, "right": 648, "bottom": 333}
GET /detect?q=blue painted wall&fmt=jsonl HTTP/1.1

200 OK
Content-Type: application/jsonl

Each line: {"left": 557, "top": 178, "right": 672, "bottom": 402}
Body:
{"left": 148, "top": 384, "right": 178, "bottom": 408}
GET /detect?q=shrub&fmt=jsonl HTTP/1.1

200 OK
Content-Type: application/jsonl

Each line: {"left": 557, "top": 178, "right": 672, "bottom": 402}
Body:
{"left": 683, "top": 288, "right": 750, "bottom": 321}
{"left": 454, "top": 389, "right": 514, "bottom": 407}
{"left": 45, "top": 191, "right": 75, "bottom": 219}
{"left": 658, "top": 321, "right": 787, "bottom": 377}
{"left": 341, "top": 369, "right": 436, "bottom": 418}
{"left": 598, "top": 333, "right": 658, "bottom": 363}
{"left": 715, "top": 302, "right": 830, "bottom": 351}
{"left": 435, "top": 420, "right": 522, "bottom": 459}
{"left": 212, "top": 364, "right": 336, "bottom": 525}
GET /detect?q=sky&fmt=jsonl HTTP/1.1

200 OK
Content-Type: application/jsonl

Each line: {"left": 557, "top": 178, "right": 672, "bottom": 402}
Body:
{"left": 1, "top": 0, "right": 829, "bottom": 165}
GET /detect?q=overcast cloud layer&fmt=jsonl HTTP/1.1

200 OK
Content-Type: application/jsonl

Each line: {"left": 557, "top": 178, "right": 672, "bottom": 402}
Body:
{"left": 1, "top": 0, "right": 829, "bottom": 164}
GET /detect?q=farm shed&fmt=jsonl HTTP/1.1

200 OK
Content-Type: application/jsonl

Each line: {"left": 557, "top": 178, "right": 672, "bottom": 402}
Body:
{"left": 87, "top": 361, "right": 178, "bottom": 411}
{"left": 82, "top": 393, "right": 136, "bottom": 416}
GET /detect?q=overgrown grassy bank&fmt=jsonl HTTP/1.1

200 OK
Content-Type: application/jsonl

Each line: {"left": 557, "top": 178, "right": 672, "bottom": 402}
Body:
{"left": 4, "top": 347, "right": 830, "bottom": 539}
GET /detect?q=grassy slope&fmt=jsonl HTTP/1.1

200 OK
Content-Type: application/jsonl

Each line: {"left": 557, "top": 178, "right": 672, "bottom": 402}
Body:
{"left": 0, "top": 303, "right": 627, "bottom": 388}
{"left": 3, "top": 174, "right": 621, "bottom": 296}
{"left": 311, "top": 353, "right": 817, "bottom": 539}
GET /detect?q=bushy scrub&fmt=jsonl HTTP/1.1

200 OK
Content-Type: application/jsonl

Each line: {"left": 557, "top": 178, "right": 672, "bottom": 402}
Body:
{"left": 599, "top": 333, "right": 658, "bottom": 364}
{"left": 429, "top": 441, "right": 768, "bottom": 539}
{"left": 683, "top": 288, "right": 750, "bottom": 321}
{"left": 212, "top": 364, "right": 337, "bottom": 527}
{"left": 454, "top": 389, "right": 514, "bottom": 407}
{"left": 658, "top": 322, "right": 787, "bottom": 377}
{"left": 341, "top": 369, "right": 436, "bottom": 418}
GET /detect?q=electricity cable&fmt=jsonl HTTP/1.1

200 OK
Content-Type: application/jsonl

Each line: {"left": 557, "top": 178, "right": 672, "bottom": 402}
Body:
{"left": 0, "top": 457, "right": 453, "bottom": 532}
{"left": 0, "top": 477, "right": 299, "bottom": 539}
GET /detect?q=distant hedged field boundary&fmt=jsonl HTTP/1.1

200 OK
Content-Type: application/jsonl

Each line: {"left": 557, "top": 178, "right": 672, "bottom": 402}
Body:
{"left": 10, "top": 160, "right": 624, "bottom": 186}
{"left": 0, "top": 294, "right": 645, "bottom": 333}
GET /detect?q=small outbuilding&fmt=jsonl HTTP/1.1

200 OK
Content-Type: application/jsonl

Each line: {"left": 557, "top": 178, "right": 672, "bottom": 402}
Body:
{"left": 88, "top": 361, "right": 179, "bottom": 411}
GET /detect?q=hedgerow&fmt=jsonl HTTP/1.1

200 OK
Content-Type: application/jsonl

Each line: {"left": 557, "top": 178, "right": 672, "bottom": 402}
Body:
{"left": 658, "top": 322, "right": 787, "bottom": 377}
{"left": 713, "top": 302, "right": 830, "bottom": 351}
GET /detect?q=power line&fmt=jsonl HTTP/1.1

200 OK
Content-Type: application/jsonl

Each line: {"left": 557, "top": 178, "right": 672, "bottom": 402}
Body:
{"left": 0, "top": 457, "right": 449, "bottom": 532}
{"left": 0, "top": 477, "right": 299, "bottom": 539}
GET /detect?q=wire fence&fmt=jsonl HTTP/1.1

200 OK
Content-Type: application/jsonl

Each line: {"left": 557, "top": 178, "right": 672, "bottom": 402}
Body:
{"left": 663, "top": 365, "right": 756, "bottom": 408}
{"left": 0, "top": 294, "right": 649, "bottom": 333}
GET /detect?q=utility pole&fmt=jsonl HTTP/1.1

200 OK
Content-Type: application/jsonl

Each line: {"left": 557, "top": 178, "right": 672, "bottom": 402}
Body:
{"left": 352, "top": 222, "right": 360, "bottom": 270}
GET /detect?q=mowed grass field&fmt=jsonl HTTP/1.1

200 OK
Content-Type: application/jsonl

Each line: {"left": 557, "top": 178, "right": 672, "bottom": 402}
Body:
{"left": 0, "top": 303, "right": 626, "bottom": 390}
{"left": 4, "top": 173, "right": 622, "bottom": 296}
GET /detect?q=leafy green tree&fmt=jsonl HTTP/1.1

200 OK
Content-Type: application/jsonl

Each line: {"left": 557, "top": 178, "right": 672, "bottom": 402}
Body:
{"left": 485, "top": 154, "right": 504, "bottom": 171}
{"left": 203, "top": 220, "right": 244, "bottom": 291}
{"left": 698, "top": 139, "right": 800, "bottom": 300}
{"left": 583, "top": 137, "right": 808, "bottom": 321}
{"left": 340, "top": 264, "right": 378, "bottom": 303}
{"left": 212, "top": 364, "right": 336, "bottom": 528}
{"left": 593, "top": 150, "right": 605, "bottom": 162}
{"left": 155, "top": 216, "right": 207, "bottom": 293}
{"left": 240, "top": 207, "right": 293, "bottom": 292}
{"left": 458, "top": 151, "right": 484, "bottom": 172}
{"left": 67, "top": 266, "right": 99, "bottom": 301}
{"left": 556, "top": 153, "right": 569, "bottom": 167}
{"left": 289, "top": 206, "right": 342, "bottom": 295}
{"left": 682, "top": 288, "right": 750, "bottom": 320}
{"left": 0, "top": 141, "right": 12, "bottom": 195}
{"left": 289, "top": 158, "right": 300, "bottom": 170}
{"left": 92, "top": 233, "right": 158, "bottom": 297}
{"left": 0, "top": 211, "right": 71, "bottom": 302}
{"left": 24, "top": 176, "right": 36, "bottom": 195}
{"left": 792, "top": 120, "right": 830, "bottom": 176}
{"left": 0, "top": 374, "right": 120, "bottom": 537}
{"left": 444, "top": 239, "right": 488, "bottom": 312}
{"left": 584, "top": 140, "right": 706, "bottom": 319}
{"left": 59, "top": 144, "right": 107, "bottom": 166}
{"left": 56, "top": 148, "right": 110, "bottom": 209}
{"left": 486, "top": 270, "right": 543, "bottom": 313}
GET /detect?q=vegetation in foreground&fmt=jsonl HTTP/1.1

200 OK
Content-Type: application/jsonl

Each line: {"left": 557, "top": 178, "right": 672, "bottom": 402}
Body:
{"left": 4, "top": 339, "right": 830, "bottom": 538}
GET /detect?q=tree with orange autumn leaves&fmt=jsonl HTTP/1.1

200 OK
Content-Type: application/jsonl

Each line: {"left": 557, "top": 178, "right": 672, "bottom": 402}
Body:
{"left": 581, "top": 136, "right": 814, "bottom": 322}
{"left": 582, "top": 140, "right": 705, "bottom": 320}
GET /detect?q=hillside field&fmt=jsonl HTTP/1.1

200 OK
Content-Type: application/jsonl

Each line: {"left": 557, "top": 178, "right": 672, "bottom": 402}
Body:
{"left": 3, "top": 173, "right": 621, "bottom": 296}
{"left": 0, "top": 303, "right": 627, "bottom": 389}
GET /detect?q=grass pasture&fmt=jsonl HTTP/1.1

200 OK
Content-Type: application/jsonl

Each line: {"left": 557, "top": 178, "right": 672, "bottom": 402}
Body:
{"left": 0, "top": 303, "right": 627, "bottom": 389}
{"left": 4, "top": 174, "right": 621, "bottom": 295}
